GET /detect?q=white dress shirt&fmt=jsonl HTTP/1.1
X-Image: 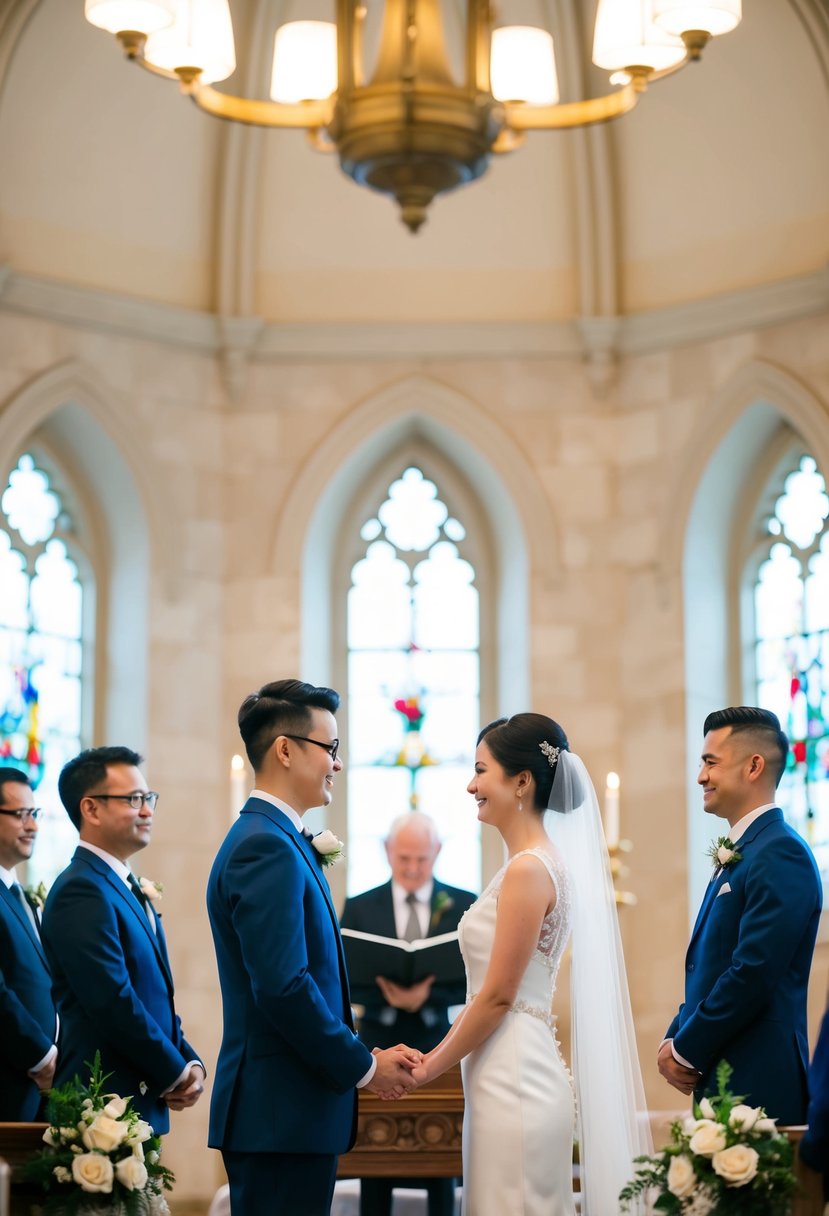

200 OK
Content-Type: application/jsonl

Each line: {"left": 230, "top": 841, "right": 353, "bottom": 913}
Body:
{"left": 391, "top": 879, "right": 434, "bottom": 940}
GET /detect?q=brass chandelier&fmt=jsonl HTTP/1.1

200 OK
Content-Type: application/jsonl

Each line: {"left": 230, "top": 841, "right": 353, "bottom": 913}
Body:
{"left": 85, "top": 0, "right": 741, "bottom": 232}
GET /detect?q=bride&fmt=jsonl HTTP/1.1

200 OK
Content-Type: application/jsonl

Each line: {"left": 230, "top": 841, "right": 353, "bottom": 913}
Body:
{"left": 410, "top": 713, "right": 651, "bottom": 1215}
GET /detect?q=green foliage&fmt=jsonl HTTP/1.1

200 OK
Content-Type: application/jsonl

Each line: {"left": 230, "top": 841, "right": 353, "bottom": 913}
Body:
{"left": 620, "top": 1060, "right": 796, "bottom": 1216}
{"left": 17, "top": 1053, "right": 174, "bottom": 1215}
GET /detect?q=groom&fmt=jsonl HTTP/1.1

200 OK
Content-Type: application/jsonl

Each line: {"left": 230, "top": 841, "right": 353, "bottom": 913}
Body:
{"left": 207, "top": 679, "right": 420, "bottom": 1216}
{"left": 659, "top": 706, "right": 822, "bottom": 1123}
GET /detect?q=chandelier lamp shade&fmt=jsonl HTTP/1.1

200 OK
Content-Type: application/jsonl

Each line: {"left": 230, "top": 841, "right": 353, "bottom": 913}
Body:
{"left": 84, "top": 0, "right": 742, "bottom": 231}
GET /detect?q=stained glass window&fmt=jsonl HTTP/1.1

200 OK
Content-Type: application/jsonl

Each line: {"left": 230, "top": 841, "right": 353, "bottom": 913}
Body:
{"left": 0, "top": 454, "right": 84, "bottom": 883}
{"left": 752, "top": 454, "right": 829, "bottom": 877}
{"left": 347, "top": 467, "right": 480, "bottom": 895}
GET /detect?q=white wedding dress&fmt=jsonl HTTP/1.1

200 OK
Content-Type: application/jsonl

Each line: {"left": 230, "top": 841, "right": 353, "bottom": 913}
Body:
{"left": 459, "top": 847, "right": 576, "bottom": 1216}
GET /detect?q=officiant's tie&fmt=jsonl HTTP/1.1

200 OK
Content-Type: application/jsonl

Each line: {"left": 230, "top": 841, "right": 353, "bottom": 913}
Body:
{"left": 403, "top": 892, "right": 422, "bottom": 942}
{"left": 12, "top": 882, "right": 39, "bottom": 934}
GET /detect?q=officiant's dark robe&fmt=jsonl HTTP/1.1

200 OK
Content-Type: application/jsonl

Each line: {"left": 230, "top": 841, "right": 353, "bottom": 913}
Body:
{"left": 341, "top": 878, "right": 475, "bottom": 1052}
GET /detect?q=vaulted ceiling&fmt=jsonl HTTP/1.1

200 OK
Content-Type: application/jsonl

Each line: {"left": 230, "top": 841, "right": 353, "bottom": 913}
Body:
{"left": 1, "top": 0, "right": 827, "bottom": 328}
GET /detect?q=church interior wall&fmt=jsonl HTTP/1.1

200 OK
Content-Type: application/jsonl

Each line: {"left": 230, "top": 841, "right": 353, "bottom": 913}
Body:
{"left": 0, "top": 298, "right": 828, "bottom": 1204}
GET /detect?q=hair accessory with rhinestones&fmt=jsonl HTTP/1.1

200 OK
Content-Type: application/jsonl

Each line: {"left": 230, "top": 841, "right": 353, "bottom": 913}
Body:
{"left": 539, "top": 741, "right": 561, "bottom": 767}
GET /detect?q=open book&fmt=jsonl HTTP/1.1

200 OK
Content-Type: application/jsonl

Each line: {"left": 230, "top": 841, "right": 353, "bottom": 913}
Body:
{"left": 341, "top": 928, "right": 465, "bottom": 988}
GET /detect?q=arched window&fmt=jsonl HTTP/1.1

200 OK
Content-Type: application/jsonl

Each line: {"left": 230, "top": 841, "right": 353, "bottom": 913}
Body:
{"left": 0, "top": 453, "right": 86, "bottom": 883}
{"left": 346, "top": 466, "right": 481, "bottom": 895}
{"left": 747, "top": 452, "right": 829, "bottom": 877}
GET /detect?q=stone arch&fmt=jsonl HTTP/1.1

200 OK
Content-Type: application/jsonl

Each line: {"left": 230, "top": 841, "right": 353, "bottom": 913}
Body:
{"left": 677, "top": 359, "right": 829, "bottom": 911}
{"left": 0, "top": 358, "right": 166, "bottom": 748}
{"left": 272, "top": 374, "right": 559, "bottom": 714}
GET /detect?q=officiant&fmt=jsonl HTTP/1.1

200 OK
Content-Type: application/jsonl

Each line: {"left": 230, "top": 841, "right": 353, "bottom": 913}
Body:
{"left": 340, "top": 811, "right": 476, "bottom": 1216}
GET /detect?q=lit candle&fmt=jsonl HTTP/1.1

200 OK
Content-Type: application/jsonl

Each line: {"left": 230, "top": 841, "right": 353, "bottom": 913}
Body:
{"left": 605, "top": 771, "right": 620, "bottom": 848}
{"left": 230, "top": 753, "right": 247, "bottom": 822}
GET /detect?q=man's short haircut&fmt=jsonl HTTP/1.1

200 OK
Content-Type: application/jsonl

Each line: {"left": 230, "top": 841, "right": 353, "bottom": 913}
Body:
{"left": 58, "top": 746, "right": 143, "bottom": 830}
{"left": 703, "top": 706, "right": 789, "bottom": 788}
{"left": 0, "top": 766, "right": 32, "bottom": 804}
{"left": 238, "top": 678, "right": 340, "bottom": 773}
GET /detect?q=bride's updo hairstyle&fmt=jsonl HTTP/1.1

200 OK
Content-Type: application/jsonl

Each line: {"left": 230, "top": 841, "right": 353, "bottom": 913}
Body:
{"left": 477, "top": 713, "right": 569, "bottom": 812}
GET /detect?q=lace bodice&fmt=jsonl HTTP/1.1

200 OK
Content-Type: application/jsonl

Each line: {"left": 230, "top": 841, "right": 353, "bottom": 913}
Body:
{"left": 459, "top": 847, "right": 572, "bottom": 1024}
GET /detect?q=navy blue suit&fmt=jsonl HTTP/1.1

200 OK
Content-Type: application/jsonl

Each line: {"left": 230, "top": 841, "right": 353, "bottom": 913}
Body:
{"left": 0, "top": 880, "right": 57, "bottom": 1120}
{"left": 41, "top": 847, "right": 200, "bottom": 1134}
{"left": 207, "top": 798, "right": 373, "bottom": 1215}
{"left": 800, "top": 1005, "right": 829, "bottom": 1187}
{"left": 667, "top": 808, "right": 822, "bottom": 1124}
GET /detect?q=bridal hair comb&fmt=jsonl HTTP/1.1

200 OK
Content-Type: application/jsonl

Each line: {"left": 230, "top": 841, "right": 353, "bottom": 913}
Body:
{"left": 539, "top": 741, "right": 561, "bottom": 767}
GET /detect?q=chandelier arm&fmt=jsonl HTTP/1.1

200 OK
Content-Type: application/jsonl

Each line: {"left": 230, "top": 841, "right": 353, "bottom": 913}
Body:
{"left": 504, "top": 78, "right": 642, "bottom": 130}
{"left": 183, "top": 82, "right": 333, "bottom": 130}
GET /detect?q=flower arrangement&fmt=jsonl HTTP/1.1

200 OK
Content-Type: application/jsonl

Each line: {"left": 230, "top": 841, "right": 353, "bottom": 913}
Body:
{"left": 620, "top": 1062, "right": 796, "bottom": 1216}
{"left": 706, "top": 837, "right": 742, "bottom": 870}
{"left": 19, "top": 1052, "right": 173, "bottom": 1215}
{"left": 311, "top": 829, "right": 345, "bottom": 868}
{"left": 393, "top": 697, "right": 425, "bottom": 731}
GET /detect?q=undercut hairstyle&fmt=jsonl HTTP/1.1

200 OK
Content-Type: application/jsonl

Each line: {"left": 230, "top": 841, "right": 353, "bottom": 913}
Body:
{"left": 238, "top": 678, "right": 340, "bottom": 773}
{"left": 477, "top": 713, "right": 570, "bottom": 812}
{"left": 703, "top": 706, "right": 789, "bottom": 788}
{"left": 0, "top": 766, "right": 32, "bottom": 803}
{"left": 59, "top": 746, "right": 143, "bottom": 830}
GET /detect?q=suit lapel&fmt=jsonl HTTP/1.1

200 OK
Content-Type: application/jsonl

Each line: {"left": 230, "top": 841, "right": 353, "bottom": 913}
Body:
{"left": 688, "top": 809, "right": 783, "bottom": 949}
{"left": 75, "top": 851, "right": 175, "bottom": 992}
{"left": 0, "top": 880, "right": 48, "bottom": 963}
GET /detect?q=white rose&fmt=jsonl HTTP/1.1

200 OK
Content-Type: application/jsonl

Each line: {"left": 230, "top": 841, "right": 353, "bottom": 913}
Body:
{"left": 42, "top": 1127, "right": 59, "bottom": 1146}
{"left": 103, "top": 1095, "right": 128, "bottom": 1119}
{"left": 728, "top": 1104, "right": 760, "bottom": 1132}
{"left": 689, "top": 1120, "right": 727, "bottom": 1156}
{"left": 146, "top": 1149, "right": 160, "bottom": 1165}
{"left": 754, "top": 1117, "right": 778, "bottom": 1134}
{"left": 312, "top": 829, "right": 343, "bottom": 855}
{"left": 717, "top": 845, "right": 734, "bottom": 865}
{"left": 82, "top": 1113, "right": 130, "bottom": 1152}
{"left": 698, "top": 1097, "right": 716, "bottom": 1120}
{"left": 131, "top": 1119, "right": 153, "bottom": 1143}
{"left": 667, "top": 1154, "right": 697, "bottom": 1199}
{"left": 115, "top": 1154, "right": 149, "bottom": 1191}
{"left": 132, "top": 1139, "right": 146, "bottom": 1162}
{"left": 72, "top": 1152, "right": 114, "bottom": 1193}
{"left": 712, "top": 1143, "right": 759, "bottom": 1187}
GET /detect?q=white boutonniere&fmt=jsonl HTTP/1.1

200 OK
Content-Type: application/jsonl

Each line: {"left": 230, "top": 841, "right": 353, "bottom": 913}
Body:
{"left": 25, "top": 881, "right": 48, "bottom": 912}
{"left": 139, "top": 877, "right": 164, "bottom": 904}
{"left": 311, "top": 829, "right": 345, "bottom": 867}
{"left": 706, "top": 836, "right": 742, "bottom": 870}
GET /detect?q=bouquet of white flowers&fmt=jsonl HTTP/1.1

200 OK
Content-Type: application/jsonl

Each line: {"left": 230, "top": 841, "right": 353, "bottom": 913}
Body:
{"left": 620, "top": 1062, "right": 796, "bottom": 1215}
{"left": 19, "top": 1052, "right": 174, "bottom": 1215}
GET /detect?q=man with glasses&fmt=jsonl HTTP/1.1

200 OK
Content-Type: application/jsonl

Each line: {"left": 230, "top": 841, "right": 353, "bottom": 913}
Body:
{"left": 207, "top": 678, "right": 421, "bottom": 1216}
{"left": 41, "top": 746, "right": 204, "bottom": 1134}
{"left": 0, "top": 766, "right": 58, "bottom": 1119}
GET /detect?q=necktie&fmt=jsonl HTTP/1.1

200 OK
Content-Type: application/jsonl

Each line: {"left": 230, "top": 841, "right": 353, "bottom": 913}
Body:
{"left": 403, "top": 892, "right": 421, "bottom": 942}
{"left": 12, "top": 882, "right": 39, "bottom": 934}
{"left": 127, "top": 873, "right": 155, "bottom": 931}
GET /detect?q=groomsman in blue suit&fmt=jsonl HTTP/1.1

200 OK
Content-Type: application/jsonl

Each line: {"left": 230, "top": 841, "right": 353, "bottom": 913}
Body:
{"left": 0, "top": 766, "right": 58, "bottom": 1119}
{"left": 42, "top": 746, "right": 204, "bottom": 1134}
{"left": 659, "top": 706, "right": 822, "bottom": 1124}
{"left": 207, "top": 679, "right": 420, "bottom": 1216}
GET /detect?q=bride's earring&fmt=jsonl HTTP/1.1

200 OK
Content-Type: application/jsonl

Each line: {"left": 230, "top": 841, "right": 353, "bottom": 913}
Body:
{"left": 517, "top": 789, "right": 524, "bottom": 813}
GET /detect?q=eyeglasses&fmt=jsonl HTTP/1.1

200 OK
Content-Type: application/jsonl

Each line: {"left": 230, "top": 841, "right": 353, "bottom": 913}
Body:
{"left": 89, "top": 792, "right": 160, "bottom": 810}
{"left": 283, "top": 735, "right": 339, "bottom": 763}
{"left": 0, "top": 807, "right": 40, "bottom": 822}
